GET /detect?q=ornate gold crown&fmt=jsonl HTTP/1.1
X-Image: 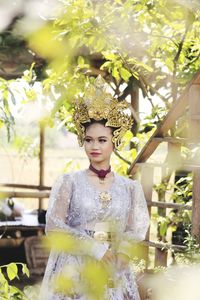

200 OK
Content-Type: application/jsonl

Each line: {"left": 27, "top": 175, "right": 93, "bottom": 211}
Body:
{"left": 73, "top": 75, "right": 133, "bottom": 150}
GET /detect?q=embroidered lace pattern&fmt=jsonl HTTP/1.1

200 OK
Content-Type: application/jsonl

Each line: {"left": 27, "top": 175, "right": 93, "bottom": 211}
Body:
{"left": 40, "top": 170, "right": 149, "bottom": 300}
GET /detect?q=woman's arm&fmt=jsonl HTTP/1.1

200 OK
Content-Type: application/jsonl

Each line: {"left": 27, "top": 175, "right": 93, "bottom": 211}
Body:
{"left": 118, "top": 180, "right": 150, "bottom": 257}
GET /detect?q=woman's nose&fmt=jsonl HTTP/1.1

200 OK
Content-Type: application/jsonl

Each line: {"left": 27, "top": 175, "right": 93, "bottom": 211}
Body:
{"left": 92, "top": 140, "right": 99, "bottom": 149}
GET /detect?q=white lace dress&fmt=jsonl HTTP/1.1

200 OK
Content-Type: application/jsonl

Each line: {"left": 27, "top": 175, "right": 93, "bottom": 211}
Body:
{"left": 40, "top": 170, "right": 149, "bottom": 300}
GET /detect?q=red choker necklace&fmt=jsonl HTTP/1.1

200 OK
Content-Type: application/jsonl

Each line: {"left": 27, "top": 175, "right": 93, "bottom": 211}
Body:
{"left": 89, "top": 164, "right": 111, "bottom": 180}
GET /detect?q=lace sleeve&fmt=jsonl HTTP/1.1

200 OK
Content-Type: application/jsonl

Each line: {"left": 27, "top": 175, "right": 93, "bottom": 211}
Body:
{"left": 118, "top": 180, "right": 150, "bottom": 256}
{"left": 45, "top": 174, "right": 109, "bottom": 260}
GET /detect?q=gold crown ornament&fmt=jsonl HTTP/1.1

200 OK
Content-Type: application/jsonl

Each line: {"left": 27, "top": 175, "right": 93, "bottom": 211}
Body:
{"left": 73, "top": 75, "right": 133, "bottom": 150}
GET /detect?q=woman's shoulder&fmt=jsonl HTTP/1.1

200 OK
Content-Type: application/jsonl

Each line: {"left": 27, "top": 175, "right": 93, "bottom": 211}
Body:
{"left": 115, "top": 173, "right": 141, "bottom": 188}
{"left": 57, "top": 169, "right": 86, "bottom": 184}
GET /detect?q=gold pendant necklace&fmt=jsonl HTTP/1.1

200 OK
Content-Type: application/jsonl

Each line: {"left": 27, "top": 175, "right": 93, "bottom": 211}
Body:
{"left": 99, "top": 191, "right": 112, "bottom": 208}
{"left": 99, "top": 178, "right": 105, "bottom": 184}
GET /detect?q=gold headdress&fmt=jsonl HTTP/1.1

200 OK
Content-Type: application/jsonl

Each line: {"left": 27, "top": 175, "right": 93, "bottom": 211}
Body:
{"left": 73, "top": 75, "right": 133, "bottom": 150}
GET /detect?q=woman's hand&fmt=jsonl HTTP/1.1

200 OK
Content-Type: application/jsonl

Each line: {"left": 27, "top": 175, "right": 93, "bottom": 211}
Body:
{"left": 101, "top": 249, "right": 116, "bottom": 264}
{"left": 116, "top": 253, "right": 130, "bottom": 271}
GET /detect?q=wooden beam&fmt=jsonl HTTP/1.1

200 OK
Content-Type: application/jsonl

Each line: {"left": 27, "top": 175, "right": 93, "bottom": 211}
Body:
{"left": 154, "top": 248, "right": 168, "bottom": 267}
{"left": 192, "top": 169, "right": 200, "bottom": 242}
{"left": 0, "top": 183, "right": 51, "bottom": 190}
{"left": 134, "top": 162, "right": 200, "bottom": 171}
{"left": 153, "top": 137, "right": 200, "bottom": 144}
{"left": 128, "top": 70, "right": 200, "bottom": 176}
{"left": 142, "top": 240, "right": 186, "bottom": 251}
{"left": 0, "top": 191, "right": 50, "bottom": 198}
{"left": 147, "top": 201, "right": 191, "bottom": 210}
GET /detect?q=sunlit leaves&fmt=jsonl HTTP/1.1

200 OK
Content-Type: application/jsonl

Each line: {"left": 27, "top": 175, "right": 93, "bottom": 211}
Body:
{"left": 0, "top": 263, "right": 29, "bottom": 300}
{"left": 119, "top": 67, "right": 132, "bottom": 81}
{"left": 22, "top": 264, "right": 30, "bottom": 278}
{"left": 153, "top": 174, "right": 193, "bottom": 238}
{"left": 81, "top": 260, "right": 109, "bottom": 299}
{"left": 6, "top": 263, "right": 18, "bottom": 281}
{"left": 53, "top": 273, "right": 75, "bottom": 296}
{"left": 28, "top": 24, "right": 68, "bottom": 60}
{"left": 12, "top": 136, "right": 39, "bottom": 160}
{"left": 44, "top": 232, "right": 79, "bottom": 253}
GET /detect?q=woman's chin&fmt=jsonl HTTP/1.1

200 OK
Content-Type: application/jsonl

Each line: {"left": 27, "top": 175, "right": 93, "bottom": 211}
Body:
{"left": 90, "top": 157, "right": 102, "bottom": 163}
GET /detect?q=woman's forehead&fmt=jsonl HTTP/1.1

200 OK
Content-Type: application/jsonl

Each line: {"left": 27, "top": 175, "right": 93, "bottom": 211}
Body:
{"left": 85, "top": 123, "right": 112, "bottom": 136}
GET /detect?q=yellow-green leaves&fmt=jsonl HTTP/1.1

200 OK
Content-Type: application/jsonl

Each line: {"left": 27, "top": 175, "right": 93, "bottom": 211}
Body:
{"left": 81, "top": 260, "right": 110, "bottom": 299}
{"left": 44, "top": 232, "right": 79, "bottom": 253}
{"left": 6, "top": 263, "right": 18, "bottom": 281}
{"left": 0, "top": 263, "right": 30, "bottom": 300}
{"left": 27, "top": 24, "right": 68, "bottom": 60}
{"left": 120, "top": 67, "right": 132, "bottom": 81}
{"left": 22, "top": 264, "right": 30, "bottom": 278}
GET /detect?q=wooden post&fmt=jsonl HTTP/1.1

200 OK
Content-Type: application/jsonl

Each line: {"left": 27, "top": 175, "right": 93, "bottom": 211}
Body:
{"left": 154, "top": 141, "right": 182, "bottom": 268}
{"left": 130, "top": 87, "right": 139, "bottom": 137}
{"left": 154, "top": 248, "right": 168, "bottom": 267}
{"left": 39, "top": 124, "right": 45, "bottom": 210}
{"left": 141, "top": 166, "right": 154, "bottom": 269}
{"left": 166, "top": 142, "right": 182, "bottom": 172}
{"left": 154, "top": 164, "right": 168, "bottom": 268}
{"left": 192, "top": 169, "right": 200, "bottom": 242}
{"left": 189, "top": 84, "right": 200, "bottom": 242}
{"left": 188, "top": 84, "right": 200, "bottom": 141}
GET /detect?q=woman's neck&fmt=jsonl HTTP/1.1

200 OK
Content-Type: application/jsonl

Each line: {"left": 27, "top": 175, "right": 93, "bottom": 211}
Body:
{"left": 89, "top": 162, "right": 110, "bottom": 170}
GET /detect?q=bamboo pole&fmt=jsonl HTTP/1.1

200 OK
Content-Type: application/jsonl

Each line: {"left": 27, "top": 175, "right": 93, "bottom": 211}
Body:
{"left": 141, "top": 166, "right": 154, "bottom": 269}
{"left": 39, "top": 124, "right": 45, "bottom": 210}
{"left": 0, "top": 183, "right": 51, "bottom": 190}
{"left": 0, "top": 191, "right": 50, "bottom": 198}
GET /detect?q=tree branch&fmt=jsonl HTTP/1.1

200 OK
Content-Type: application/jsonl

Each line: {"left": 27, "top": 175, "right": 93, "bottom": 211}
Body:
{"left": 172, "top": 26, "right": 190, "bottom": 102}
{"left": 113, "top": 149, "right": 131, "bottom": 165}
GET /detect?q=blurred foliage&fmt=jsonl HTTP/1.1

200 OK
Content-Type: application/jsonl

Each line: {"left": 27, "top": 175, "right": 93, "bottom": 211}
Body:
{"left": 0, "top": 3, "right": 200, "bottom": 294}
{"left": 42, "top": 231, "right": 148, "bottom": 299}
{"left": 153, "top": 174, "right": 192, "bottom": 238}
{"left": 175, "top": 226, "right": 200, "bottom": 264}
{"left": 0, "top": 0, "right": 199, "bottom": 147}
{"left": 12, "top": 136, "right": 39, "bottom": 160}
{"left": 0, "top": 262, "right": 29, "bottom": 300}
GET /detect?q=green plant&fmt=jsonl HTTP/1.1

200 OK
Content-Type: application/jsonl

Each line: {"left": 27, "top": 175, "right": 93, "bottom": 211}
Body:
{"left": 175, "top": 226, "right": 200, "bottom": 264}
{"left": 0, "top": 262, "right": 29, "bottom": 300}
{"left": 153, "top": 174, "right": 192, "bottom": 238}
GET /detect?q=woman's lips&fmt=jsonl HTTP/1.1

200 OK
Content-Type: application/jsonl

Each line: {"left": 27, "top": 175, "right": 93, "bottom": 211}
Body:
{"left": 90, "top": 152, "right": 101, "bottom": 156}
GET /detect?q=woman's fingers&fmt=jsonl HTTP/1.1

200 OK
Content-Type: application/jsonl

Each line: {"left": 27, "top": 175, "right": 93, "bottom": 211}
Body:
{"left": 117, "top": 253, "right": 130, "bottom": 270}
{"left": 101, "top": 249, "right": 116, "bottom": 264}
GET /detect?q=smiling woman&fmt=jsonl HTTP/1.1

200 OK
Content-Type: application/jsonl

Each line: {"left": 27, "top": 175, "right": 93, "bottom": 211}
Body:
{"left": 40, "top": 76, "right": 150, "bottom": 300}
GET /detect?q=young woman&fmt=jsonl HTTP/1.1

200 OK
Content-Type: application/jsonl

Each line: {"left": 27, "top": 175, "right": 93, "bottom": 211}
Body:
{"left": 40, "top": 76, "right": 149, "bottom": 300}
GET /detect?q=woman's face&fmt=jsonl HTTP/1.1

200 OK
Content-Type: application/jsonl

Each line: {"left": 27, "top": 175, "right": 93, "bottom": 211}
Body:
{"left": 84, "top": 123, "right": 114, "bottom": 167}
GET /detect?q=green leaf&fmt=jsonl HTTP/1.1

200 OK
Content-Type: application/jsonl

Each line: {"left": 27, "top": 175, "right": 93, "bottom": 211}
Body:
{"left": 0, "top": 269, "right": 7, "bottom": 284}
{"left": 77, "top": 56, "right": 84, "bottom": 66}
{"left": 112, "top": 67, "right": 120, "bottom": 81}
{"left": 102, "top": 51, "right": 117, "bottom": 61}
{"left": 159, "top": 221, "right": 167, "bottom": 237}
{"left": 6, "top": 263, "right": 18, "bottom": 281}
{"left": 100, "top": 61, "right": 112, "bottom": 71}
{"left": 22, "top": 264, "right": 30, "bottom": 278}
{"left": 119, "top": 67, "right": 131, "bottom": 81}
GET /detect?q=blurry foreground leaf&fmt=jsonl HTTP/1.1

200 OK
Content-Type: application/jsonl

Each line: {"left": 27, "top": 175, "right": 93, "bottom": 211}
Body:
{"left": 81, "top": 260, "right": 109, "bottom": 300}
{"left": 44, "top": 232, "right": 79, "bottom": 253}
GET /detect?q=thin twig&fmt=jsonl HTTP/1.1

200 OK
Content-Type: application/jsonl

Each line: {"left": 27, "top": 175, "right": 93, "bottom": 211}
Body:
{"left": 113, "top": 149, "right": 131, "bottom": 165}
{"left": 172, "top": 26, "right": 190, "bottom": 102}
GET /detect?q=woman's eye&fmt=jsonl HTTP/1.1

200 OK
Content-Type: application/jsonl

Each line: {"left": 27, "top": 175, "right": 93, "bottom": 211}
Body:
{"left": 85, "top": 138, "right": 92, "bottom": 143}
{"left": 99, "top": 139, "right": 107, "bottom": 143}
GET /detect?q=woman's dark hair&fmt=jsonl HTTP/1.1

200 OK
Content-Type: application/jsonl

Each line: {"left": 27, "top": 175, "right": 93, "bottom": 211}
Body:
{"left": 83, "top": 119, "right": 115, "bottom": 134}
